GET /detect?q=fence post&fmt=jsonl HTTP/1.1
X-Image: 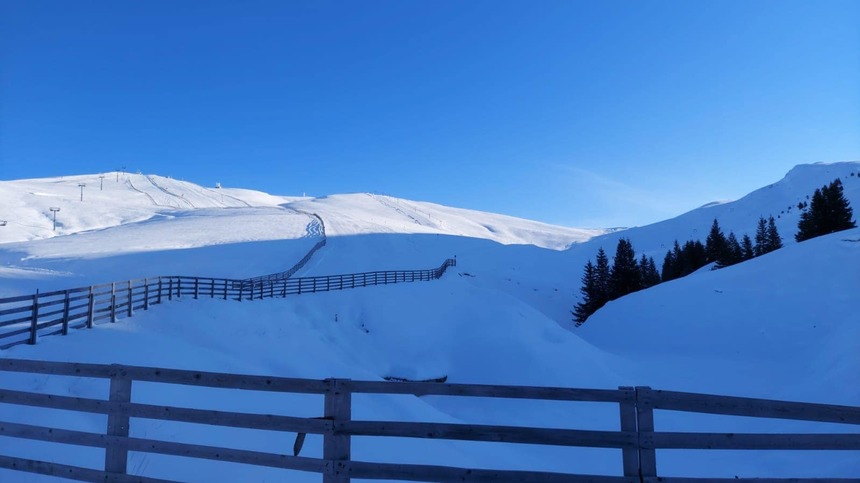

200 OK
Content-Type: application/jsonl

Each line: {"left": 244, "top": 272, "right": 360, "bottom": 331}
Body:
{"left": 87, "top": 286, "right": 94, "bottom": 329}
{"left": 144, "top": 278, "right": 150, "bottom": 310}
{"left": 238, "top": 283, "right": 244, "bottom": 302}
{"left": 194, "top": 278, "right": 199, "bottom": 300}
{"left": 62, "top": 290, "right": 70, "bottom": 335}
{"left": 105, "top": 366, "right": 132, "bottom": 475}
{"left": 313, "top": 278, "right": 317, "bottom": 293}
{"left": 28, "top": 290, "right": 39, "bottom": 345}
{"left": 270, "top": 282, "right": 274, "bottom": 298}
{"left": 211, "top": 278, "right": 215, "bottom": 298}
{"left": 177, "top": 278, "right": 182, "bottom": 298}
{"left": 110, "top": 283, "right": 117, "bottom": 323}
{"left": 127, "top": 281, "right": 133, "bottom": 317}
{"left": 618, "top": 386, "right": 639, "bottom": 478}
{"left": 168, "top": 278, "right": 173, "bottom": 301}
{"left": 324, "top": 378, "right": 351, "bottom": 483}
{"left": 636, "top": 386, "right": 657, "bottom": 478}
{"left": 157, "top": 277, "right": 163, "bottom": 305}
{"left": 327, "top": 277, "right": 330, "bottom": 291}
{"left": 224, "top": 280, "right": 228, "bottom": 300}
{"left": 259, "top": 282, "right": 263, "bottom": 300}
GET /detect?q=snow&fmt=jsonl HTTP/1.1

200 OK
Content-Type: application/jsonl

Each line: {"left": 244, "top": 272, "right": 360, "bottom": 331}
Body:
{"left": 0, "top": 162, "right": 858, "bottom": 480}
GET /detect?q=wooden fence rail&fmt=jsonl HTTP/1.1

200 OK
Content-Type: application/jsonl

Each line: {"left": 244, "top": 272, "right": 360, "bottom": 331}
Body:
{"left": 243, "top": 212, "right": 328, "bottom": 285}
{"left": 0, "top": 258, "right": 457, "bottom": 350}
{"left": 0, "top": 358, "right": 857, "bottom": 482}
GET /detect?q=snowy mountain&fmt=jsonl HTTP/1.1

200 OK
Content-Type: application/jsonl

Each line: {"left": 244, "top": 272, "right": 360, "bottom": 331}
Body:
{"left": 0, "top": 162, "right": 858, "bottom": 480}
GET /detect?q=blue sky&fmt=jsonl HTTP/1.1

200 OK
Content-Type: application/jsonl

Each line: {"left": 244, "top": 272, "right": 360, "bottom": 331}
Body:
{"left": 1, "top": 1, "right": 858, "bottom": 228}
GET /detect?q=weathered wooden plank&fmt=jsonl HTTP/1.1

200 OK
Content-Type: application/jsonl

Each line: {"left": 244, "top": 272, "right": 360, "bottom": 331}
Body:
{"left": 0, "top": 294, "right": 41, "bottom": 304}
{"left": 0, "top": 358, "right": 123, "bottom": 378}
{"left": 34, "top": 296, "right": 69, "bottom": 309}
{"left": 93, "top": 313, "right": 113, "bottom": 323}
{"left": 0, "top": 314, "right": 36, "bottom": 328}
{"left": 125, "top": 401, "right": 331, "bottom": 434}
{"left": 28, "top": 292, "right": 39, "bottom": 345}
{"left": 618, "top": 386, "right": 639, "bottom": 477}
{"left": 106, "top": 375, "right": 132, "bottom": 473}
{"left": 0, "top": 454, "right": 172, "bottom": 483}
{"left": 636, "top": 386, "right": 657, "bottom": 478}
{"left": 0, "top": 304, "right": 36, "bottom": 318}
{"left": 646, "top": 431, "right": 860, "bottom": 450}
{"left": 345, "top": 380, "right": 627, "bottom": 402}
{"left": 339, "top": 420, "right": 636, "bottom": 448}
{"left": 35, "top": 305, "right": 67, "bottom": 319}
{"left": 324, "top": 378, "right": 351, "bottom": 483}
{"left": 117, "top": 364, "right": 330, "bottom": 393}
{"left": 342, "top": 461, "right": 637, "bottom": 483}
{"left": 0, "top": 388, "right": 114, "bottom": 416}
{"left": 123, "top": 436, "right": 326, "bottom": 474}
{"left": 61, "top": 291, "right": 71, "bottom": 335}
{"left": 649, "top": 389, "right": 860, "bottom": 425}
{"left": 0, "top": 388, "right": 329, "bottom": 435}
{"left": 0, "top": 420, "right": 109, "bottom": 448}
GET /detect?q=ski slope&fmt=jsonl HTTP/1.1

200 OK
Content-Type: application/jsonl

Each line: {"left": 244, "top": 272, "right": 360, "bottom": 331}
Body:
{"left": 0, "top": 162, "right": 858, "bottom": 480}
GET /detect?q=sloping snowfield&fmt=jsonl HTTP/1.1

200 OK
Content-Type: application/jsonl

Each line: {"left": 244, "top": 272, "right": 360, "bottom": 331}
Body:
{"left": 0, "top": 162, "right": 858, "bottom": 480}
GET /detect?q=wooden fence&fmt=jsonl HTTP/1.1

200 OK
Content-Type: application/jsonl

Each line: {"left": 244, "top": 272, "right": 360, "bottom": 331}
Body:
{"left": 0, "top": 358, "right": 857, "bottom": 482}
{"left": 0, "top": 258, "right": 457, "bottom": 350}
{"left": 243, "top": 212, "right": 328, "bottom": 286}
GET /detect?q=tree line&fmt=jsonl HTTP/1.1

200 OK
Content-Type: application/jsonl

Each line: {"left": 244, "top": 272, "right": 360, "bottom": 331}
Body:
{"left": 573, "top": 177, "right": 855, "bottom": 326}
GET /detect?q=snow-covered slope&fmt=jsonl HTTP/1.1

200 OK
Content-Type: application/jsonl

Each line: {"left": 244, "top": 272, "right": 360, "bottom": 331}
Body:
{"left": 287, "top": 193, "right": 602, "bottom": 249}
{"left": 567, "top": 161, "right": 860, "bottom": 261}
{"left": 0, "top": 173, "right": 604, "bottom": 248}
{"left": 0, "top": 162, "right": 858, "bottom": 480}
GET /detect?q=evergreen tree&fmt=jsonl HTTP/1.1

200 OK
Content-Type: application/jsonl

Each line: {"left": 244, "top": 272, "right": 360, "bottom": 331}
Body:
{"left": 573, "top": 261, "right": 597, "bottom": 325}
{"left": 796, "top": 179, "right": 856, "bottom": 241}
{"left": 594, "top": 247, "right": 611, "bottom": 308}
{"left": 716, "top": 232, "right": 742, "bottom": 268}
{"left": 766, "top": 216, "right": 783, "bottom": 252}
{"left": 822, "top": 179, "right": 856, "bottom": 233}
{"left": 640, "top": 255, "right": 661, "bottom": 288}
{"left": 741, "top": 234, "right": 754, "bottom": 260}
{"left": 705, "top": 219, "right": 728, "bottom": 263}
{"left": 754, "top": 216, "right": 768, "bottom": 256}
{"left": 661, "top": 249, "right": 678, "bottom": 282}
{"left": 685, "top": 240, "right": 708, "bottom": 273}
{"left": 609, "top": 238, "right": 641, "bottom": 299}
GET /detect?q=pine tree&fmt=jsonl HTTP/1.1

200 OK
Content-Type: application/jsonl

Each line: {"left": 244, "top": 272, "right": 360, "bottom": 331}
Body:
{"left": 594, "top": 247, "right": 611, "bottom": 308}
{"left": 822, "top": 179, "right": 856, "bottom": 233}
{"left": 796, "top": 179, "right": 856, "bottom": 241}
{"left": 609, "top": 238, "right": 641, "bottom": 299}
{"left": 661, "top": 249, "right": 677, "bottom": 282}
{"left": 741, "top": 234, "right": 754, "bottom": 260}
{"left": 705, "top": 219, "right": 728, "bottom": 263}
{"left": 573, "top": 261, "right": 597, "bottom": 325}
{"left": 766, "top": 216, "right": 783, "bottom": 252}
{"left": 679, "top": 240, "right": 707, "bottom": 276}
{"left": 640, "top": 255, "right": 661, "bottom": 288}
{"left": 716, "top": 232, "right": 743, "bottom": 268}
{"left": 754, "top": 216, "right": 768, "bottom": 256}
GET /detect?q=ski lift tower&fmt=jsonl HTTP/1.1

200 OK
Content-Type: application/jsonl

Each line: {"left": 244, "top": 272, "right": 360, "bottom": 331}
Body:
{"left": 50, "top": 207, "right": 60, "bottom": 231}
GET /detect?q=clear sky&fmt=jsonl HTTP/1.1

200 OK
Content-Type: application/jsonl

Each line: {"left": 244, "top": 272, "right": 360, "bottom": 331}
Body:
{"left": 1, "top": 1, "right": 858, "bottom": 228}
